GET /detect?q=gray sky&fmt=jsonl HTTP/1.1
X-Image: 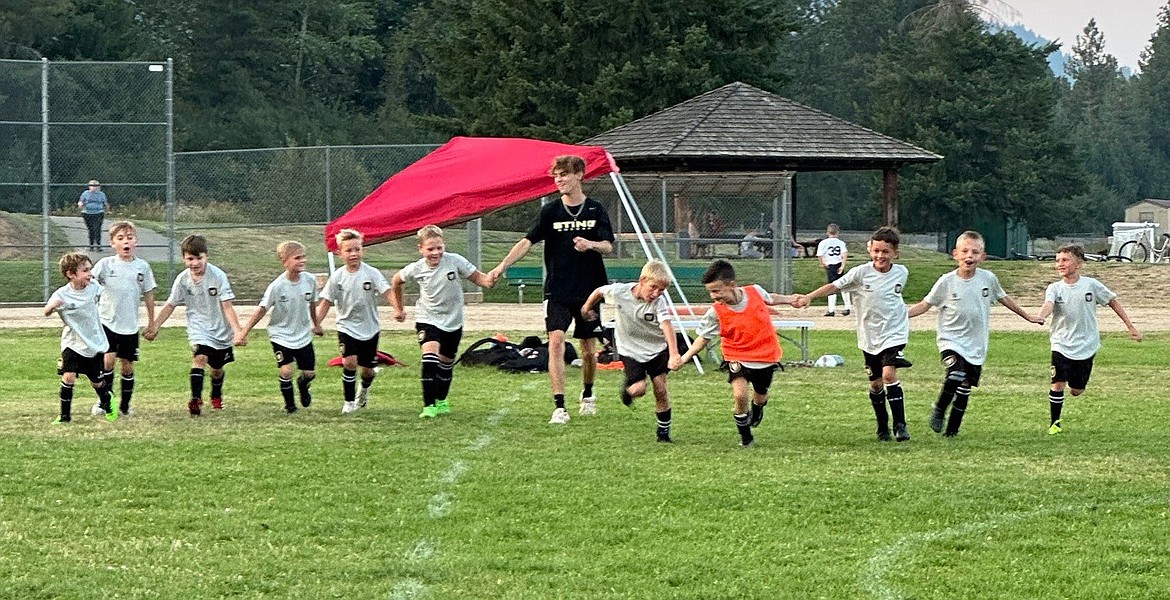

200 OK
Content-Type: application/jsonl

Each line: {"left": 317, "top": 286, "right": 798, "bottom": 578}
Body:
{"left": 990, "top": 0, "right": 1165, "bottom": 70}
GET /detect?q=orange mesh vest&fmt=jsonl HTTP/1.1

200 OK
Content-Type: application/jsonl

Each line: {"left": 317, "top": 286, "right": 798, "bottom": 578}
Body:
{"left": 714, "top": 286, "right": 781, "bottom": 363}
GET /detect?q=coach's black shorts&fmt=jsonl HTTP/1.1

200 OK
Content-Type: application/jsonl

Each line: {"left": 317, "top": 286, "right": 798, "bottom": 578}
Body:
{"left": 1051, "top": 351, "right": 1094, "bottom": 390}
{"left": 941, "top": 350, "right": 982, "bottom": 387}
{"left": 721, "top": 360, "right": 778, "bottom": 395}
{"left": 416, "top": 323, "right": 463, "bottom": 359}
{"left": 863, "top": 345, "right": 907, "bottom": 381}
{"left": 338, "top": 331, "right": 380, "bottom": 368}
{"left": 271, "top": 342, "right": 316, "bottom": 371}
{"left": 58, "top": 348, "right": 104, "bottom": 382}
{"left": 545, "top": 299, "right": 603, "bottom": 340}
{"left": 193, "top": 344, "right": 235, "bottom": 370}
{"left": 622, "top": 349, "right": 671, "bottom": 387}
{"left": 103, "top": 325, "right": 140, "bottom": 362}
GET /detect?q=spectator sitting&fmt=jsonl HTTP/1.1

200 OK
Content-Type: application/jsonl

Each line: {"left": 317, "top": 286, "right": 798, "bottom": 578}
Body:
{"left": 740, "top": 229, "right": 764, "bottom": 259}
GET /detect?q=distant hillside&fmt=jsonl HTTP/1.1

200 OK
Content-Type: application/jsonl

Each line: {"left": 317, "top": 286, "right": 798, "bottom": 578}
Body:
{"left": 994, "top": 23, "right": 1070, "bottom": 78}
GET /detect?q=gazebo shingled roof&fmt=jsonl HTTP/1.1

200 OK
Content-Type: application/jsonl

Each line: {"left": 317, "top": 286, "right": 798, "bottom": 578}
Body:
{"left": 584, "top": 81, "right": 941, "bottom": 172}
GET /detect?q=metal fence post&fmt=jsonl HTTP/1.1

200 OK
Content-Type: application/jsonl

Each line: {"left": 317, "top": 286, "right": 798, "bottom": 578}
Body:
{"left": 166, "top": 58, "right": 176, "bottom": 283}
{"left": 41, "top": 58, "right": 51, "bottom": 301}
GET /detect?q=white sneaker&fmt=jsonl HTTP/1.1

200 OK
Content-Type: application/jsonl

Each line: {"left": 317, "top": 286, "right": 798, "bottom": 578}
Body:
{"left": 91, "top": 402, "right": 104, "bottom": 416}
{"left": 548, "top": 407, "right": 571, "bottom": 425}
{"left": 579, "top": 399, "right": 598, "bottom": 415}
{"left": 357, "top": 386, "right": 369, "bottom": 408}
{"left": 342, "top": 401, "right": 358, "bottom": 414}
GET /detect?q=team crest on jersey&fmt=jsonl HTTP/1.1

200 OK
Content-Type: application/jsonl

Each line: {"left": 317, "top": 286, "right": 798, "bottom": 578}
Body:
{"left": 137, "top": 273, "right": 145, "bottom": 283}
{"left": 278, "top": 294, "right": 288, "bottom": 303}
{"left": 894, "top": 284, "right": 903, "bottom": 294}
{"left": 209, "top": 287, "right": 219, "bottom": 297}
{"left": 643, "top": 313, "right": 655, "bottom": 322}
{"left": 362, "top": 281, "right": 372, "bottom": 291}
{"left": 447, "top": 271, "right": 456, "bottom": 280}
{"left": 1053, "top": 294, "right": 1064, "bottom": 304}
{"left": 981, "top": 287, "right": 990, "bottom": 297}
{"left": 303, "top": 291, "right": 312, "bottom": 301}
{"left": 1084, "top": 292, "right": 1093, "bottom": 302}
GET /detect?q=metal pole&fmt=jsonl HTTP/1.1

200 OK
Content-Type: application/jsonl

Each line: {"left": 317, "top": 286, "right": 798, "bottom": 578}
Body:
{"left": 165, "top": 58, "right": 176, "bottom": 283}
{"left": 660, "top": 177, "right": 667, "bottom": 250}
{"left": 325, "top": 146, "right": 335, "bottom": 273}
{"left": 41, "top": 58, "right": 50, "bottom": 301}
{"left": 467, "top": 218, "right": 482, "bottom": 294}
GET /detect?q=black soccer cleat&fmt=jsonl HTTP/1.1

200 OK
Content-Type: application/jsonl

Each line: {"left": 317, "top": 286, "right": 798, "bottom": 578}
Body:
{"left": 894, "top": 422, "right": 911, "bottom": 442}
{"left": 876, "top": 428, "right": 892, "bottom": 442}
{"left": 749, "top": 403, "right": 766, "bottom": 428}
{"left": 929, "top": 406, "right": 945, "bottom": 433}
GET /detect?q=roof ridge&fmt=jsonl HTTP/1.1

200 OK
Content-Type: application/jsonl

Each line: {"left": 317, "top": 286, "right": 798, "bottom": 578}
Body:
{"left": 662, "top": 82, "right": 742, "bottom": 155}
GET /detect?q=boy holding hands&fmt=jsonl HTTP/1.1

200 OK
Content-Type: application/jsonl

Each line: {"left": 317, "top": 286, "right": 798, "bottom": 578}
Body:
{"left": 45, "top": 253, "right": 115, "bottom": 423}
{"left": 581, "top": 260, "right": 680, "bottom": 442}
{"left": 235, "top": 241, "right": 324, "bottom": 414}
{"left": 1036, "top": 244, "right": 1141, "bottom": 434}
{"left": 673, "top": 259, "right": 799, "bottom": 448}
{"left": 390, "top": 225, "right": 493, "bottom": 418}
{"left": 796, "top": 226, "right": 912, "bottom": 442}
{"left": 317, "top": 228, "right": 393, "bottom": 414}
{"left": 145, "top": 234, "right": 242, "bottom": 417}
{"left": 908, "top": 231, "right": 1042, "bottom": 437}
{"left": 91, "top": 221, "right": 156, "bottom": 417}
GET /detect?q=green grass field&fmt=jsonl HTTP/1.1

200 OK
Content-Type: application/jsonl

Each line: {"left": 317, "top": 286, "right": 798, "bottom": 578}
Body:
{"left": 2, "top": 327, "right": 1166, "bottom": 599}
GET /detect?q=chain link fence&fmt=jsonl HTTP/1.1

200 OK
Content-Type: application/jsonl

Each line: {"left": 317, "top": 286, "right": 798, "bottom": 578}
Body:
{"left": 0, "top": 58, "right": 172, "bottom": 300}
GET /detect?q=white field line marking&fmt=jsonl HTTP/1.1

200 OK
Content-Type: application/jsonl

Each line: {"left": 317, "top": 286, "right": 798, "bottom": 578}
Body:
{"left": 863, "top": 496, "right": 1162, "bottom": 600}
{"left": 393, "top": 386, "right": 529, "bottom": 597}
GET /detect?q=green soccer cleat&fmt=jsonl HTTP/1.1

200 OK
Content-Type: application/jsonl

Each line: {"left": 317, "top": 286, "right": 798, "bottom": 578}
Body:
{"left": 52, "top": 416, "right": 71, "bottom": 425}
{"left": 105, "top": 410, "right": 118, "bottom": 423}
{"left": 1047, "top": 420, "right": 1062, "bottom": 435}
{"left": 435, "top": 399, "right": 451, "bottom": 415}
{"left": 419, "top": 405, "right": 439, "bottom": 419}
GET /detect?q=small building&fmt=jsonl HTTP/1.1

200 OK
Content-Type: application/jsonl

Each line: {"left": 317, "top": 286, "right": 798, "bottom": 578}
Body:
{"left": 1125, "top": 199, "right": 1170, "bottom": 232}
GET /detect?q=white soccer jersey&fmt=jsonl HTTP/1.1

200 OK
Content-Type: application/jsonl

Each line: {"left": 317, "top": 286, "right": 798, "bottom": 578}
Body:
{"left": 922, "top": 268, "right": 1006, "bottom": 365}
{"left": 92, "top": 255, "right": 156, "bottom": 335}
{"left": 816, "top": 237, "right": 848, "bottom": 266}
{"left": 165, "top": 263, "right": 236, "bottom": 349}
{"left": 602, "top": 283, "right": 673, "bottom": 363}
{"left": 833, "top": 262, "right": 910, "bottom": 354}
{"left": 1045, "top": 276, "right": 1116, "bottom": 360}
{"left": 397, "top": 253, "right": 477, "bottom": 332}
{"left": 321, "top": 262, "right": 390, "bottom": 341}
{"left": 51, "top": 281, "right": 109, "bottom": 357}
{"left": 258, "top": 271, "right": 318, "bottom": 349}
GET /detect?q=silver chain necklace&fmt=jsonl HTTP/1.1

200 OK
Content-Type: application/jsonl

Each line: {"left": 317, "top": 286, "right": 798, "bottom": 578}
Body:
{"left": 564, "top": 201, "right": 585, "bottom": 220}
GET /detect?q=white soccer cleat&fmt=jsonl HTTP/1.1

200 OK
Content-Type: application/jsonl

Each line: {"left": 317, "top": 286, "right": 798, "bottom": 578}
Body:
{"left": 342, "top": 401, "right": 358, "bottom": 414}
{"left": 548, "top": 407, "right": 571, "bottom": 425}
{"left": 357, "top": 386, "right": 370, "bottom": 408}
{"left": 91, "top": 402, "right": 105, "bottom": 416}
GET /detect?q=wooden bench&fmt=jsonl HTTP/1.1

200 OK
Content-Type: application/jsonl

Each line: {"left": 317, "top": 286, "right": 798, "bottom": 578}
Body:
{"left": 505, "top": 264, "right": 709, "bottom": 304}
{"left": 673, "top": 318, "right": 816, "bottom": 366}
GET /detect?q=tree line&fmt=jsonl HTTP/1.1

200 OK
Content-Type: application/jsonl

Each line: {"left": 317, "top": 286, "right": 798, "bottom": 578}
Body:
{"left": 3, "top": 0, "right": 1169, "bottom": 235}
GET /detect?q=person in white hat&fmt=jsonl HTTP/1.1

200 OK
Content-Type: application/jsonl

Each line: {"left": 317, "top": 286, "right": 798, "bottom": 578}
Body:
{"left": 78, "top": 180, "right": 110, "bottom": 251}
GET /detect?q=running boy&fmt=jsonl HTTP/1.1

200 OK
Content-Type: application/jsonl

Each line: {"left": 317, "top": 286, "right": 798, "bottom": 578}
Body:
{"left": 815, "top": 223, "right": 851, "bottom": 316}
{"left": 234, "top": 241, "right": 324, "bottom": 414}
{"left": 672, "top": 259, "right": 799, "bottom": 447}
{"left": 317, "top": 228, "right": 393, "bottom": 415}
{"left": 390, "top": 225, "right": 493, "bottom": 418}
{"left": 91, "top": 221, "right": 156, "bottom": 417}
{"left": 45, "top": 252, "right": 115, "bottom": 423}
{"left": 1036, "top": 244, "right": 1141, "bottom": 435}
{"left": 907, "top": 231, "right": 1042, "bottom": 437}
{"left": 144, "top": 234, "right": 243, "bottom": 417}
{"left": 581, "top": 259, "right": 681, "bottom": 442}
{"left": 795, "top": 226, "right": 912, "bottom": 442}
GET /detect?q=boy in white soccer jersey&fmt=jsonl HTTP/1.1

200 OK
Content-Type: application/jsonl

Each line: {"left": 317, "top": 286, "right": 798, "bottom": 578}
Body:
{"left": 234, "top": 241, "right": 324, "bottom": 414}
{"left": 390, "top": 225, "right": 493, "bottom": 418}
{"left": 317, "top": 228, "right": 394, "bottom": 415}
{"left": 816, "top": 223, "right": 851, "bottom": 316}
{"left": 144, "top": 234, "right": 243, "bottom": 417}
{"left": 581, "top": 260, "right": 681, "bottom": 442}
{"left": 91, "top": 221, "right": 156, "bottom": 417}
{"left": 673, "top": 259, "right": 800, "bottom": 448}
{"left": 44, "top": 252, "right": 115, "bottom": 423}
{"left": 1035, "top": 244, "right": 1141, "bottom": 435}
{"left": 908, "top": 231, "right": 1042, "bottom": 437}
{"left": 796, "top": 226, "right": 913, "bottom": 442}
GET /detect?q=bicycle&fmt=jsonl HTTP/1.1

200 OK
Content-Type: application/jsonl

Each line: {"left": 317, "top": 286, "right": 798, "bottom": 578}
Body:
{"left": 1118, "top": 230, "right": 1170, "bottom": 263}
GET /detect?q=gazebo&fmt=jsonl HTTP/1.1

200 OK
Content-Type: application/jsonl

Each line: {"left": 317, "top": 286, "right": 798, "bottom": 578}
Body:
{"left": 584, "top": 81, "right": 942, "bottom": 291}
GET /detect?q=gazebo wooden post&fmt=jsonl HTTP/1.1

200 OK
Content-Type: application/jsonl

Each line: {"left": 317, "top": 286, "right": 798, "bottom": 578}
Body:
{"left": 882, "top": 167, "right": 900, "bottom": 229}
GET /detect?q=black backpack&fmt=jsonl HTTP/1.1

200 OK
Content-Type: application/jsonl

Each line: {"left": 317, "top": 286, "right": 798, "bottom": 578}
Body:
{"left": 458, "top": 336, "right": 578, "bottom": 373}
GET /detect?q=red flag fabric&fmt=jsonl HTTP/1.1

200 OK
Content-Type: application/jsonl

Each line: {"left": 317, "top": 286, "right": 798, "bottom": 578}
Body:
{"left": 325, "top": 137, "right": 616, "bottom": 251}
